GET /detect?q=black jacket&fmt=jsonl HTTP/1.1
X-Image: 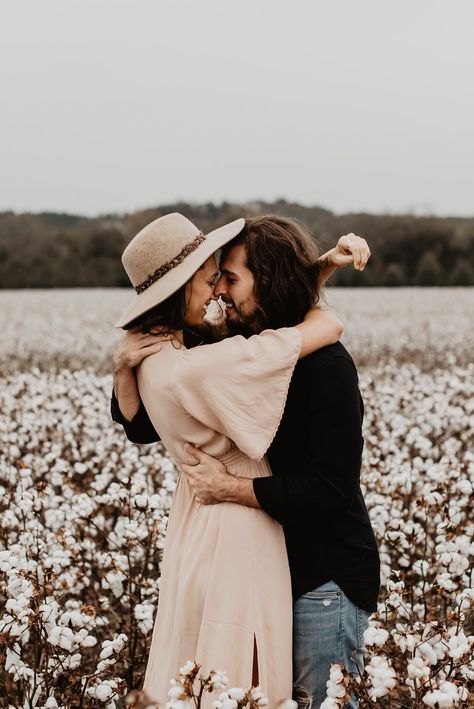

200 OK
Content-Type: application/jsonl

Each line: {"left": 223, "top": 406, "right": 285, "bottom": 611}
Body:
{"left": 111, "top": 341, "right": 380, "bottom": 612}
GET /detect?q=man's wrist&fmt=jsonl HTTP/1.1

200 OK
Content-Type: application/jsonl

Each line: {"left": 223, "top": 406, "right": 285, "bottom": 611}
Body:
{"left": 223, "top": 476, "right": 260, "bottom": 508}
{"left": 318, "top": 246, "right": 336, "bottom": 270}
{"left": 323, "top": 247, "right": 337, "bottom": 267}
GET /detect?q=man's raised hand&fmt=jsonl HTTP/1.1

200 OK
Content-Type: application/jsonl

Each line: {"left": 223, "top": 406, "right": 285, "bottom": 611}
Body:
{"left": 331, "top": 233, "right": 371, "bottom": 271}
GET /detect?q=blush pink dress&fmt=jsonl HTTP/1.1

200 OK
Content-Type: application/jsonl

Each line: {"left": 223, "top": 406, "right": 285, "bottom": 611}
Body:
{"left": 136, "top": 328, "right": 302, "bottom": 708}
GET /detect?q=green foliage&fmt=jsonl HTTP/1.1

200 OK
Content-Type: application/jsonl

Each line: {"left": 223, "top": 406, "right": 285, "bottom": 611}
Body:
{"left": 0, "top": 201, "right": 473, "bottom": 287}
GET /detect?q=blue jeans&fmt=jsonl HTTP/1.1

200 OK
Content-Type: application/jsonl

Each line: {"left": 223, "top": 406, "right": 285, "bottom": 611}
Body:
{"left": 293, "top": 580, "right": 370, "bottom": 708}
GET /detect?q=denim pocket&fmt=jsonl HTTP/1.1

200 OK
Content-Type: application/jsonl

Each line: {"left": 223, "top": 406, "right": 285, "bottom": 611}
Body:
{"left": 301, "top": 579, "right": 342, "bottom": 600}
{"left": 302, "top": 589, "right": 341, "bottom": 600}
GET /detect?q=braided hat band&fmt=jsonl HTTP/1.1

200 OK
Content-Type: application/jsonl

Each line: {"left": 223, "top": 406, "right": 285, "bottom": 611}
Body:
{"left": 134, "top": 232, "right": 206, "bottom": 294}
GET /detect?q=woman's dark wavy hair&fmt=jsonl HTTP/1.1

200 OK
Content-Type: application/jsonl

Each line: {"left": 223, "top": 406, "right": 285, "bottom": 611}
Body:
{"left": 123, "top": 284, "right": 188, "bottom": 335}
{"left": 221, "top": 215, "right": 324, "bottom": 331}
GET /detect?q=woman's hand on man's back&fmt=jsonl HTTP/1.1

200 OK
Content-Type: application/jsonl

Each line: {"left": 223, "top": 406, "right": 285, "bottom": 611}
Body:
{"left": 113, "top": 329, "right": 166, "bottom": 372}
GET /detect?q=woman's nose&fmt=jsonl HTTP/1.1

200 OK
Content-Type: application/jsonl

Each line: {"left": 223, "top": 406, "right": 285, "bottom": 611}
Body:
{"left": 213, "top": 276, "right": 225, "bottom": 298}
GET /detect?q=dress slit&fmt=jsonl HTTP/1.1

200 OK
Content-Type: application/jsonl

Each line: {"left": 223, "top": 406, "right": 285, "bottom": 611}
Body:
{"left": 252, "top": 634, "right": 259, "bottom": 687}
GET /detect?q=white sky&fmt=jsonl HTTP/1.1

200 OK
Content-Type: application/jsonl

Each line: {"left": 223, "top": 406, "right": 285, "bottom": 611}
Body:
{"left": 1, "top": 0, "right": 473, "bottom": 217}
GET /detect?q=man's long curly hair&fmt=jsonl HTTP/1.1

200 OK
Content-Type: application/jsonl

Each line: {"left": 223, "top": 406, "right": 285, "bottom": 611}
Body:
{"left": 221, "top": 215, "right": 324, "bottom": 332}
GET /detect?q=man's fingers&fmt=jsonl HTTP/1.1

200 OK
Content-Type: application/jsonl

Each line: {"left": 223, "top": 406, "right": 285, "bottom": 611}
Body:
{"left": 184, "top": 442, "right": 213, "bottom": 463}
{"left": 354, "top": 247, "right": 363, "bottom": 270}
{"left": 349, "top": 242, "right": 369, "bottom": 270}
{"left": 124, "top": 330, "right": 168, "bottom": 347}
{"left": 140, "top": 343, "right": 163, "bottom": 354}
{"left": 359, "top": 248, "right": 370, "bottom": 270}
{"left": 183, "top": 443, "right": 201, "bottom": 463}
{"left": 128, "top": 343, "right": 162, "bottom": 365}
{"left": 183, "top": 461, "right": 204, "bottom": 474}
{"left": 336, "top": 234, "right": 370, "bottom": 271}
{"left": 139, "top": 335, "right": 168, "bottom": 347}
{"left": 196, "top": 495, "right": 214, "bottom": 505}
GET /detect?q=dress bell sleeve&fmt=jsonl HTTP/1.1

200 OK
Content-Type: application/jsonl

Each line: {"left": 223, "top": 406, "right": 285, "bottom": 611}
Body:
{"left": 172, "top": 328, "right": 302, "bottom": 461}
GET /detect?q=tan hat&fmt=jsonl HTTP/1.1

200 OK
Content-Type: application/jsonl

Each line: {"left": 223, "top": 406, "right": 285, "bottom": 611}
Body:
{"left": 115, "top": 212, "right": 245, "bottom": 328}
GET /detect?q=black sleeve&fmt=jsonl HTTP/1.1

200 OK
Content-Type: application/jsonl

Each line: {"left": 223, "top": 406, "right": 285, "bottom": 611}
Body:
{"left": 253, "top": 357, "right": 363, "bottom": 525}
{"left": 110, "top": 389, "right": 161, "bottom": 444}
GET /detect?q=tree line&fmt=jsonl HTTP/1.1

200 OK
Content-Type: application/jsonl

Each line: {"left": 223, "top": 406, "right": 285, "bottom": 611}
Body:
{"left": 0, "top": 200, "right": 473, "bottom": 288}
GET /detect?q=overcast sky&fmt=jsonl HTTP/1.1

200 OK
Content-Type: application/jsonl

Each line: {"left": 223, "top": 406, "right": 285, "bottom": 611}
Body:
{"left": 1, "top": 0, "right": 473, "bottom": 217}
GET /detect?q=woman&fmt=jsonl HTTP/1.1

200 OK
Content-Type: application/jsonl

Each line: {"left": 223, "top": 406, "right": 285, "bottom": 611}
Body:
{"left": 115, "top": 212, "right": 343, "bottom": 707}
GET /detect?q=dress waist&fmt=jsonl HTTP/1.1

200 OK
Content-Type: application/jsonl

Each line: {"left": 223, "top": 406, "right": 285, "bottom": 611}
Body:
{"left": 217, "top": 447, "right": 272, "bottom": 479}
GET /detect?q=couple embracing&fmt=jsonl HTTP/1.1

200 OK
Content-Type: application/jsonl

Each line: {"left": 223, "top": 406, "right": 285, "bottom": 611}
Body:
{"left": 112, "top": 213, "right": 380, "bottom": 708}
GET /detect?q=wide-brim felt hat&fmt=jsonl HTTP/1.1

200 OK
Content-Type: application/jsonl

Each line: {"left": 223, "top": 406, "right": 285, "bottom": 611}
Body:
{"left": 115, "top": 212, "right": 245, "bottom": 328}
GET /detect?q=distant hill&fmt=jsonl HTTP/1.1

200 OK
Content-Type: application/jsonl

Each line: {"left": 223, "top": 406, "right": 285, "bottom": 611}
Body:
{"left": 1, "top": 200, "right": 473, "bottom": 287}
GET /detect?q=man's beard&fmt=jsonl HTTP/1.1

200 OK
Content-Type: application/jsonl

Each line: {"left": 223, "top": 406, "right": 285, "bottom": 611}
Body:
{"left": 225, "top": 317, "right": 256, "bottom": 338}
{"left": 224, "top": 300, "right": 262, "bottom": 338}
{"left": 183, "top": 322, "right": 214, "bottom": 346}
{"left": 191, "top": 322, "right": 213, "bottom": 337}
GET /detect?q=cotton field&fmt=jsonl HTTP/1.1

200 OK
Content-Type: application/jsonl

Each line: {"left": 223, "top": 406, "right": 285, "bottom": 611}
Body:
{"left": 0, "top": 288, "right": 472, "bottom": 374}
{"left": 0, "top": 288, "right": 473, "bottom": 708}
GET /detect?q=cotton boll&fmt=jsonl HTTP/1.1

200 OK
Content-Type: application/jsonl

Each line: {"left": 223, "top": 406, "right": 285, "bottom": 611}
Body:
{"left": 167, "top": 681, "right": 188, "bottom": 701}
{"left": 323, "top": 663, "right": 350, "bottom": 705}
{"left": 47, "top": 626, "right": 75, "bottom": 651}
{"left": 220, "top": 700, "right": 237, "bottom": 709}
{"left": 248, "top": 687, "right": 268, "bottom": 706}
{"left": 422, "top": 681, "right": 461, "bottom": 707}
{"left": 179, "top": 660, "right": 196, "bottom": 675}
{"left": 227, "top": 688, "right": 245, "bottom": 701}
{"left": 366, "top": 656, "right": 397, "bottom": 699}
{"left": 363, "top": 626, "right": 389, "bottom": 648}
{"left": 447, "top": 629, "right": 473, "bottom": 660}
{"left": 82, "top": 634, "right": 98, "bottom": 647}
{"left": 320, "top": 700, "right": 342, "bottom": 709}
{"left": 407, "top": 657, "right": 430, "bottom": 681}
{"left": 95, "top": 682, "right": 114, "bottom": 701}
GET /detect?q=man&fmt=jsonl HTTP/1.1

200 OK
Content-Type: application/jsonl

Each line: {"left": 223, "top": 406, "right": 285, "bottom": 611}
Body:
{"left": 111, "top": 216, "right": 380, "bottom": 708}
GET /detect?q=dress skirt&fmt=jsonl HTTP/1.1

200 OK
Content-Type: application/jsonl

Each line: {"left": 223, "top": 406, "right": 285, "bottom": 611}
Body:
{"left": 142, "top": 447, "right": 293, "bottom": 708}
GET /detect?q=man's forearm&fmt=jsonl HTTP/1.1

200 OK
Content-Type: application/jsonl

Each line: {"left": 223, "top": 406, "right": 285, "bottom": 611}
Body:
{"left": 223, "top": 476, "right": 261, "bottom": 508}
